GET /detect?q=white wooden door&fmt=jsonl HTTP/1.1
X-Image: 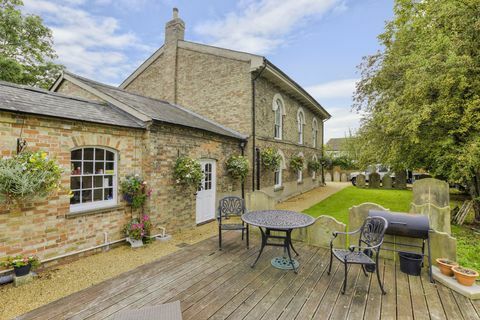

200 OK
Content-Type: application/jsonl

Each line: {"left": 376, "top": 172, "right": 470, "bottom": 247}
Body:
{"left": 196, "top": 159, "right": 216, "bottom": 224}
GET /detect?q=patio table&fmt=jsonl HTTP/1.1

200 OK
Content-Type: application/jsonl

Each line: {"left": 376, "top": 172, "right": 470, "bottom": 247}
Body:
{"left": 242, "top": 210, "right": 315, "bottom": 273}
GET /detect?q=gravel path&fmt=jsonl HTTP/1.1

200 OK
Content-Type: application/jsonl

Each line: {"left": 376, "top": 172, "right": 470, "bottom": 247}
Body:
{"left": 275, "top": 182, "right": 351, "bottom": 212}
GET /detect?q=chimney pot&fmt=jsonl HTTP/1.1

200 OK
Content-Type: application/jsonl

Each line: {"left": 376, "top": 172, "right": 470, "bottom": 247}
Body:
{"left": 173, "top": 7, "right": 179, "bottom": 19}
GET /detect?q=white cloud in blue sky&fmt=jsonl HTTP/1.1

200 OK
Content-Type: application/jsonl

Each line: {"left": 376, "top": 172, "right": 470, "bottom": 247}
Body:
{"left": 21, "top": 0, "right": 393, "bottom": 140}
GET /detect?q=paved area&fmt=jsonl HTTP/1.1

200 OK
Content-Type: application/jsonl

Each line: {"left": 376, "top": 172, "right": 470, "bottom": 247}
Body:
{"left": 276, "top": 182, "right": 350, "bottom": 212}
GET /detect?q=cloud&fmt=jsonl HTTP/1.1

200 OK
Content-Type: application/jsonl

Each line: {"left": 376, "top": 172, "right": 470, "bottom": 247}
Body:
{"left": 306, "top": 78, "right": 358, "bottom": 100}
{"left": 194, "top": 0, "right": 345, "bottom": 54}
{"left": 22, "top": 0, "right": 152, "bottom": 84}
{"left": 324, "top": 106, "right": 363, "bottom": 140}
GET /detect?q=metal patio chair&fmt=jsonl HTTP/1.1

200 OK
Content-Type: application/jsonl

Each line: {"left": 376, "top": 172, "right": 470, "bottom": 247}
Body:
{"left": 328, "top": 216, "right": 388, "bottom": 294}
{"left": 217, "top": 196, "right": 249, "bottom": 250}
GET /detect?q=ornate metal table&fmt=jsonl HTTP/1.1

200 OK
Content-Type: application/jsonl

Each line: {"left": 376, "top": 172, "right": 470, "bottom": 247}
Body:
{"left": 242, "top": 210, "right": 315, "bottom": 273}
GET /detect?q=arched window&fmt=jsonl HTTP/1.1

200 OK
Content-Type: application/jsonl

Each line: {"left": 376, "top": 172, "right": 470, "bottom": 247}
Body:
{"left": 272, "top": 94, "right": 285, "bottom": 140}
{"left": 312, "top": 154, "right": 318, "bottom": 180}
{"left": 312, "top": 118, "right": 319, "bottom": 148}
{"left": 297, "top": 108, "right": 305, "bottom": 144}
{"left": 297, "top": 152, "right": 304, "bottom": 183}
{"left": 70, "top": 147, "right": 117, "bottom": 212}
{"left": 274, "top": 150, "right": 286, "bottom": 189}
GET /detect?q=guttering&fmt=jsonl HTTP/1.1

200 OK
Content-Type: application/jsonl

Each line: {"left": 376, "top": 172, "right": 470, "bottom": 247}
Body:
{"left": 251, "top": 60, "right": 267, "bottom": 191}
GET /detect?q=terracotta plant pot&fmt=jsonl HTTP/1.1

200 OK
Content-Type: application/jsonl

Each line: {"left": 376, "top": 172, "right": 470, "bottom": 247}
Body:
{"left": 436, "top": 258, "right": 458, "bottom": 277}
{"left": 452, "top": 266, "right": 479, "bottom": 287}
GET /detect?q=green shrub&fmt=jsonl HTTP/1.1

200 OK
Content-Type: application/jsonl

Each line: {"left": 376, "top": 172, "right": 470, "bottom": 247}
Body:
{"left": 260, "top": 147, "right": 281, "bottom": 171}
{"left": 173, "top": 156, "right": 204, "bottom": 189}
{"left": 0, "top": 151, "right": 63, "bottom": 205}
{"left": 226, "top": 155, "right": 249, "bottom": 181}
{"left": 307, "top": 159, "right": 321, "bottom": 172}
{"left": 290, "top": 155, "right": 305, "bottom": 171}
{"left": 120, "top": 175, "right": 151, "bottom": 209}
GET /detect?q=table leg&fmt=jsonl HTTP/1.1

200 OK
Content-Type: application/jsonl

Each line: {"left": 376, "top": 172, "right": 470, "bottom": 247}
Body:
{"left": 288, "top": 232, "right": 299, "bottom": 256}
{"left": 251, "top": 227, "right": 266, "bottom": 268}
{"left": 286, "top": 230, "right": 297, "bottom": 273}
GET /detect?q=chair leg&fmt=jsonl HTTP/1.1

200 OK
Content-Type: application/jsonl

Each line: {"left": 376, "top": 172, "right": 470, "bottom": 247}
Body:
{"left": 342, "top": 262, "right": 348, "bottom": 294}
{"left": 328, "top": 249, "right": 333, "bottom": 275}
{"left": 361, "top": 265, "right": 368, "bottom": 277}
{"left": 218, "top": 227, "right": 222, "bottom": 251}
{"left": 246, "top": 226, "right": 249, "bottom": 249}
{"left": 242, "top": 228, "right": 244, "bottom": 240}
{"left": 376, "top": 263, "right": 386, "bottom": 295}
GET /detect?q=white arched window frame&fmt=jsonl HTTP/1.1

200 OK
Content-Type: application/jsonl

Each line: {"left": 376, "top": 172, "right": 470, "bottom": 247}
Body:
{"left": 312, "top": 154, "right": 318, "bottom": 180}
{"left": 272, "top": 94, "right": 285, "bottom": 140}
{"left": 70, "top": 147, "right": 118, "bottom": 213}
{"left": 297, "top": 152, "right": 304, "bottom": 183}
{"left": 297, "top": 108, "right": 306, "bottom": 145}
{"left": 274, "top": 150, "right": 286, "bottom": 189}
{"left": 312, "top": 118, "right": 319, "bottom": 148}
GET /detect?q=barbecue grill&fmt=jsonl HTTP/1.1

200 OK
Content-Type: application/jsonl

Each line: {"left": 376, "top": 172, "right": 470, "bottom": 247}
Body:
{"left": 368, "top": 210, "right": 433, "bottom": 282}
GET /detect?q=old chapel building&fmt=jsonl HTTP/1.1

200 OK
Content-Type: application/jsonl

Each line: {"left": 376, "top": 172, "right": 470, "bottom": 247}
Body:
{"left": 0, "top": 9, "right": 329, "bottom": 259}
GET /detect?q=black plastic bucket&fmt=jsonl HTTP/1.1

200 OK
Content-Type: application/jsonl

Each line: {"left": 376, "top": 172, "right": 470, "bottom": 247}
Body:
{"left": 398, "top": 252, "right": 423, "bottom": 276}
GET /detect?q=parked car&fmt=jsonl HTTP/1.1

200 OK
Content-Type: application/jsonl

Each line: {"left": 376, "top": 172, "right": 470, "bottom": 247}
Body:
{"left": 349, "top": 165, "right": 392, "bottom": 186}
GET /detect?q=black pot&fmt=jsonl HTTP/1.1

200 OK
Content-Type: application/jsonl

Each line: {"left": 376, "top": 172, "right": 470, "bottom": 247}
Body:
{"left": 399, "top": 252, "right": 423, "bottom": 276}
{"left": 14, "top": 264, "right": 31, "bottom": 277}
{"left": 123, "top": 194, "right": 133, "bottom": 204}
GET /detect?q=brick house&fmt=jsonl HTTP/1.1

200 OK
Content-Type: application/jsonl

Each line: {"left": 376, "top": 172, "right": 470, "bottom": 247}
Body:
{"left": 0, "top": 8, "right": 329, "bottom": 260}
{"left": 119, "top": 9, "right": 331, "bottom": 202}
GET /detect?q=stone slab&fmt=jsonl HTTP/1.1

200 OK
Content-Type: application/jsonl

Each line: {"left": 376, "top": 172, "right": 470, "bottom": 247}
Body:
{"left": 432, "top": 266, "right": 480, "bottom": 300}
{"left": 13, "top": 272, "right": 35, "bottom": 287}
{"left": 369, "top": 172, "right": 380, "bottom": 188}
{"left": 356, "top": 174, "right": 366, "bottom": 188}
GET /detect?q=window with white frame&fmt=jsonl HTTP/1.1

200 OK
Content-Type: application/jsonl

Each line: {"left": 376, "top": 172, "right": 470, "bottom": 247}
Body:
{"left": 274, "top": 151, "right": 285, "bottom": 189}
{"left": 272, "top": 94, "right": 284, "bottom": 139}
{"left": 70, "top": 147, "right": 117, "bottom": 212}
{"left": 312, "top": 118, "right": 318, "bottom": 148}
{"left": 312, "top": 155, "right": 318, "bottom": 180}
{"left": 297, "top": 108, "right": 305, "bottom": 145}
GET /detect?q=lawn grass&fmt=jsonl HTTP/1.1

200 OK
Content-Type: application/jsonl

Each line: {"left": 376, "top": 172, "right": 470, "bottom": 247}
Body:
{"left": 303, "top": 186, "right": 413, "bottom": 224}
{"left": 303, "top": 185, "right": 479, "bottom": 271}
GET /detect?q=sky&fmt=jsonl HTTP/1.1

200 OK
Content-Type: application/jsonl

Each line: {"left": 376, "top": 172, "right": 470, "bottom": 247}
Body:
{"left": 21, "top": 0, "right": 394, "bottom": 141}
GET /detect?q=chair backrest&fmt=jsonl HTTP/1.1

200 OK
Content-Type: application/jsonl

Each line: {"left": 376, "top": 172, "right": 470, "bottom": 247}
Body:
{"left": 218, "top": 196, "right": 245, "bottom": 219}
{"left": 358, "top": 216, "right": 388, "bottom": 250}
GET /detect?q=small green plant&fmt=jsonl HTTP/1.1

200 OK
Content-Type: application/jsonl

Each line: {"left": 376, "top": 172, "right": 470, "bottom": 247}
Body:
{"left": 226, "top": 155, "right": 249, "bottom": 181}
{"left": 1, "top": 255, "right": 40, "bottom": 269}
{"left": 123, "top": 214, "right": 152, "bottom": 241}
{"left": 307, "top": 159, "right": 321, "bottom": 172}
{"left": 290, "top": 155, "right": 305, "bottom": 171}
{"left": 173, "top": 156, "right": 204, "bottom": 189}
{"left": 260, "top": 147, "right": 281, "bottom": 171}
{"left": 120, "top": 175, "right": 151, "bottom": 209}
{"left": 0, "top": 150, "right": 63, "bottom": 205}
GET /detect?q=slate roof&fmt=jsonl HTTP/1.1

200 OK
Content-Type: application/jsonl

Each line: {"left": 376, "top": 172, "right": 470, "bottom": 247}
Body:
{"left": 64, "top": 72, "right": 247, "bottom": 140}
{"left": 326, "top": 138, "right": 349, "bottom": 151}
{"left": 0, "top": 81, "right": 143, "bottom": 128}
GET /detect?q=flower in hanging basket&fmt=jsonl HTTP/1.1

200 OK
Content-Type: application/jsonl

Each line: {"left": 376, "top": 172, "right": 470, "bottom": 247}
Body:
{"left": 307, "top": 159, "right": 321, "bottom": 173}
{"left": 0, "top": 150, "right": 63, "bottom": 205}
{"left": 260, "top": 147, "right": 281, "bottom": 171}
{"left": 120, "top": 175, "right": 151, "bottom": 209}
{"left": 173, "top": 156, "right": 204, "bottom": 189}
{"left": 290, "top": 155, "right": 305, "bottom": 172}
{"left": 226, "top": 155, "right": 249, "bottom": 181}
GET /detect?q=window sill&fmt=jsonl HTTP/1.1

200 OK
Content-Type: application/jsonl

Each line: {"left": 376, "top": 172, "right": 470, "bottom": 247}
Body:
{"left": 274, "top": 186, "right": 284, "bottom": 192}
{"left": 66, "top": 204, "right": 124, "bottom": 218}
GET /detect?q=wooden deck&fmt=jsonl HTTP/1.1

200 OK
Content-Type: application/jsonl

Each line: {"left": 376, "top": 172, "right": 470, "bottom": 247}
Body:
{"left": 19, "top": 231, "right": 480, "bottom": 320}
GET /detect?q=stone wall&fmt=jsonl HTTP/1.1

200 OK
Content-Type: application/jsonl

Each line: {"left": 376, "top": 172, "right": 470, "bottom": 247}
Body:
{"left": 0, "top": 111, "right": 243, "bottom": 260}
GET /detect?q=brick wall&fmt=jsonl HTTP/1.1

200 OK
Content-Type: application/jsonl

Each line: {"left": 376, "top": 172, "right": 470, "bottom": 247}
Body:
{"left": 0, "top": 111, "right": 242, "bottom": 260}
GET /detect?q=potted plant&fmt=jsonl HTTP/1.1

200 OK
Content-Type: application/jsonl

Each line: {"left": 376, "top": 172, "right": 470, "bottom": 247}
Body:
{"left": 452, "top": 266, "right": 479, "bottom": 286}
{"left": 1, "top": 255, "right": 40, "bottom": 277}
{"left": 173, "top": 156, "right": 204, "bottom": 191}
{"left": 0, "top": 150, "right": 63, "bottom": 206}
{"left": 120, "top": 175, "right": 151, "bottom": 209}
{"left": 226, "top": 155, "right": 249, "bottom": 181}
{"left": 307, "top": 159, "right": 321, "bottom": 173}
{"left": 436, "top": 258, "right": 458, "bottom": 276}
{"left": 290, "top": 155, "right": 305, "bottom": 172}
{"left": 123, "top": 214, "right": 153, "bottom": 248}
{"left": 260, "top": 147, "right": 281, "bottom": 171}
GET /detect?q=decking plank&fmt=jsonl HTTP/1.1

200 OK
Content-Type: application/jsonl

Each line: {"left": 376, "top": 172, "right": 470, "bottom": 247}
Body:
{"left": 396, "top": 263, "right": 414, "bottom": 320}
{"left": 329, "top": 265, "right": 362, "bottom": 320}
{"left": 436, "top": 283, "right": 464, "bottom": 320}
{"left": 362, "top": 262, "right": 385, "bottom": 320}
{"left": 452, "top": 291, "right": 479, "bottom": 320}
{"left": 345, "top": 264, "right": 370, "bottom": 320}
{"left": 420, "top": 266, "right": 447, "bottom": 320}
{"left": 380, "top": 261, "right": 396, "bottom": 320}
{"left": 408, "top": 272, "right": 430, "bottom": 320}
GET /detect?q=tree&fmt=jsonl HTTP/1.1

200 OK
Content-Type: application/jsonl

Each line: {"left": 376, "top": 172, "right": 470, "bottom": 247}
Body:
{"left": 354, "top": 0, "right": 480, "bottom": 220}
{"left": 0, "top": 0, "right": 63, "bottom": 88}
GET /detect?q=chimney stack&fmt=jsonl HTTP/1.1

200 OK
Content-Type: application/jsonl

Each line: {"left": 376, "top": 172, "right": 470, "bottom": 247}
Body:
{"left": 165, "top": 7, "right": 185, "bottom": 44}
